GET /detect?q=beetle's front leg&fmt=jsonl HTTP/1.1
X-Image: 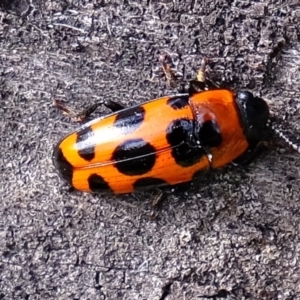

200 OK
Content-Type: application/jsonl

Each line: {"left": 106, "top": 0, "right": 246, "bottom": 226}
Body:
{"left": 189, "top": 58, "right": 219, "bottom": 95}
{"left": 159, "top": 53, "right": 179, "bottom": 89}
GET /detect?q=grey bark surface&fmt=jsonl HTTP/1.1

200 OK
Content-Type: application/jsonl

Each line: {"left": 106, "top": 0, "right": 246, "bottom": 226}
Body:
{"left": 0, "top": 1, "right": 300, "bottom": 299}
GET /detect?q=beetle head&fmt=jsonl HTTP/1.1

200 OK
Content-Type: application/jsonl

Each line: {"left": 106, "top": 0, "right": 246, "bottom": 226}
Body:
{"left": 235, "top": 91, "right": 269, "bottom": 146}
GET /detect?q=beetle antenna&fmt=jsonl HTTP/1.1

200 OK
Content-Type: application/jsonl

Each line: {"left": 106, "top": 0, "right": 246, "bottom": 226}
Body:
{"left": 267, "top": 119, "right": 300, "bottom": 153}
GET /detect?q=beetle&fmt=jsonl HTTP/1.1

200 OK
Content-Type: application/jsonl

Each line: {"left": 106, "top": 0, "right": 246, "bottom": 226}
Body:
{"left": 53, "top": 58, "right": 271, "bottom": 194}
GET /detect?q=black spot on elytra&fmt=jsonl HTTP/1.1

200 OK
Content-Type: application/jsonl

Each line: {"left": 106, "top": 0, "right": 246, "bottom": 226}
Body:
{"left": 113, "top": 106, "right": 145, "bottom": 134}
{"left": 76, "top": 126, "right": 96, "bottom": 161}
{"left": 112, "top": 138, "right": 156, "bottom": 176}
{"left": 133, "top": 177, "right": 167, "bottom": 190}
{"left": 52, "top": 147, "right": 73, "bottom": 183}
{"left": 166, "top": 118, "right": 206, "bottom": 167}
{"left": 88, "top": 174, "right": 111, "bottom": 192}
{"left": 167, "top": 95, "right": 189, "bottom": 110}
{"left": 196, "top": 120, "right": 222, "bottom": 147}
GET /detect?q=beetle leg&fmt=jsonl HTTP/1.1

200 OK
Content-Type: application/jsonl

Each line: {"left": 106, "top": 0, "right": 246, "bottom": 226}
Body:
{"left": 190, "top": 59, "right": 220, "bottom": 95}
{"left": 53, "top": 99, "right": 125, "bottom": 122}
{"left": 53, "top": 99, "right": 75, "bottom": 116}
{"left": 189, "top": 58, "right": 209, "bottom": 94}
{"left": 232, "top": 141, "right": 269, "bottom": 166}
{"left": 196, "top": 58, "right": 219, "bottom": 89}
{"left": 149, "top": 190, "right": 167, "bottom": 219}
{"left": 159, "top": 53, "right": 179, "bottom": 89}
{"left": 151, "top": 190, "right": 165, "bottom": 207}
{"left": 103, "top": 100, "right": 125, "bottom": 112}
{"left": 196, "top": 57, "right": 208, "bottom": 83}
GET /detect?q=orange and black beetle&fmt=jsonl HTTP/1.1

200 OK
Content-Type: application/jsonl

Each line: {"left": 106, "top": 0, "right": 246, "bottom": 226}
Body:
{"left": 53, "top": 59, "right": 270, "bottom": 194}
